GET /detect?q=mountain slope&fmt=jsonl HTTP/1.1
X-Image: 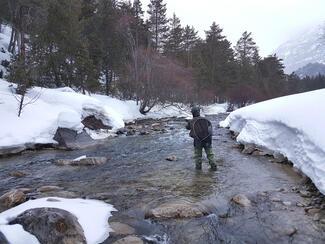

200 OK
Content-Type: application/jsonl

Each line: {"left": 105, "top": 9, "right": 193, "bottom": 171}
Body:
{"left": 275, "top": 23, "right": 325, "bottom": 74}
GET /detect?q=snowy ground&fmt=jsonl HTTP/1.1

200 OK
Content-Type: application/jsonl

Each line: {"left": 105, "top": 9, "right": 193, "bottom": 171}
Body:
{"left": 0, "top": 197, "right": 116, "bottom": 244}
{"left": 221, "top": 89, "right": 325, "bottom": 194}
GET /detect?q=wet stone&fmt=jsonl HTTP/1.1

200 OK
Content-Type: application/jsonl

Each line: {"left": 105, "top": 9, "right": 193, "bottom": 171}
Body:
{"left": 241, "top": 145, "right": 256, "bottom": 154}
{"left": 9, "top": 171, "right": 28, "bottom": 178}
{"left": 284, "top": 227, "right": 297, "bottom": 237}
{"left": 0, "top": 189, "right": 26, "bottom": 210}
{"left": 166, "top": 155, "right": 177, "bottom": 161}
{"left": 232, "top": 194, "right": 251, "bottom": 207}
{"left": 271, "top": 198, "right": 282, "bottom": 203}
{"left": 296, "top": 202, "right": 305, "bottom": 207}
{"left": 55, "top": 157, "right": 107, "bottom": 166}
{"left": 145, "top": 202, "right": 208, "bottom": 219}
{"left": 110, "top": 222, "right": 135, "bottom": 236}
{"left": 112, "top": 236, "right": 143, "bottom": 244}
{"left": 37, "top": 186, "right": 63, "bottom": 193}
{"left": 299, "top": 190, "right": 312, "bottom": 198}
{"left": 306, "top": 208, "right": 321, "bottom": 215}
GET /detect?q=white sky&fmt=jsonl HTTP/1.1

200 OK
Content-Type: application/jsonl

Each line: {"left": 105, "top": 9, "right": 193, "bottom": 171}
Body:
{"left": 141, "top": 0, "right": 325, "bottom": 56}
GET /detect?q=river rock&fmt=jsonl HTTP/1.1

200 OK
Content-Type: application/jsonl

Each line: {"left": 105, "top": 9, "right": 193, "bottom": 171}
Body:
{"left": 283, "top": 227, "right": 297, "bottom": 237}
{"left": 17, "top": 188, "right": 33, "bottom": 194}
{"left": 241, "top": 145, "right": 256, "bottom": 154}
{"left": 282, "top": 201, "right": 292, "bottom": 206}
{"left": 82, "top": 115, "right": 112, "bottom": 130}
{"left": 53, "top": 128, "right": 95, "bottom": 150}
{"left": 0, "top": 232, "right": 9, "bottom": 244}
{"left": 145, "top": 202, "right": 208, "bottom": 219}
{"left": 306, "top": 208, "right": 321, "bottom": 215}
{"left": 299, "top": 190, "right": 312, "bottom": 198}
{"left": 166, "top": 155, "right": 177, "bottom": 161}
{"left": 10, "top": 208, "right": 86, "bottom": 244}
{"left": 37, "top": 186, "right": 63, "bottom": 193}
{"left": 0, "top": 189, "right": 26, "bottom": 209}
{"left": 9, "top": 171, "right": 28, "bottom": 178}
{"left": 0, "top": 145, "right": 27, "bottom": 156}
{"left": 231, "top": 194, "right": 251, "bottom": 207}
{"left": 55, "top": 157, "right": 107, "bottom": 166}
{"left": 320, "top": 218, "right": 325, "bottom": 224}
{"left": 110, "top": 222, "right": 135, "bottom": 236}
{"left": 232, "top": 194, "right": 251, "bottom": 207}
{"left": 113, "top": 236, "right": 143, "bottom": 244}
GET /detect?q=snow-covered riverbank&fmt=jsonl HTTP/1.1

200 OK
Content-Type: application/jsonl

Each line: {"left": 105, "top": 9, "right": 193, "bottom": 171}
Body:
{"left": 221, "top": 89, "right": 325, "bottom": 194}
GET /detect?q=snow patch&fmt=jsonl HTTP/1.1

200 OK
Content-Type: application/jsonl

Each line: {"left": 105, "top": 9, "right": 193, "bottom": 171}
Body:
{"left": 0, "top": 224, "right": 40, "bottom": 244}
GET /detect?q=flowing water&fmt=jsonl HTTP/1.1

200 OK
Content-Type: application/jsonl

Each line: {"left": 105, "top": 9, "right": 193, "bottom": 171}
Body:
{"left": 0, "top": 114, "right": 324, "bottom": 243}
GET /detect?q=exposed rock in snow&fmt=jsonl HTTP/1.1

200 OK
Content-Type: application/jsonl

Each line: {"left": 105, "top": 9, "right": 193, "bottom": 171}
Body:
{"left": 0, "top": 197, "right": 116, "bottom": 244}
{"left": 10, "top": 208, "right": 87, "bottom": 244}
{"left": 221, "top": 89, "right": 325, "bottom": 194}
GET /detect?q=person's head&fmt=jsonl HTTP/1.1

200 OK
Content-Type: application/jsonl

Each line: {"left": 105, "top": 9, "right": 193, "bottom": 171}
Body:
{"left": 191, "top": 106, "right": 200, "bottom": 117}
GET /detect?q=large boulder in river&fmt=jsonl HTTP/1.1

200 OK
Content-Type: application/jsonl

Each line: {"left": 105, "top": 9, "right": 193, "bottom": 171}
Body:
{"left": 53, "top": 128, "right": 96, "bottom": 150}
{"left": 9, "top": 208, "right": 86, "bottom": 244}
{"left": 145, "top": 202, "right": 209, "bottom": 219}
{"left": 0, "top": 189, "right": 26, "bottom": 211}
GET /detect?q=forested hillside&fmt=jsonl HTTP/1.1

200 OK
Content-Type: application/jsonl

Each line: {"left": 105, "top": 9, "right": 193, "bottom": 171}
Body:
{"left": 1, "top": 0, "right": 325, "bottom": 113}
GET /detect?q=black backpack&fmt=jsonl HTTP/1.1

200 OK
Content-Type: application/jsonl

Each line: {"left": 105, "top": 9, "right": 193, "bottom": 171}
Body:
{"left": 190, "top": 117, "right": 212, "bottom": 142}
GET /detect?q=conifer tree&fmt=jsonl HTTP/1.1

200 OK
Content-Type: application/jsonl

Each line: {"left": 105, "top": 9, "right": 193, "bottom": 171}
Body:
{"left": 164, "top": 13, "right": 184, "bottom": 58}
{"left": 182, "top": 25, "right": 199, "bottom": 67}
{"left": 197, "top": 22, "right": 236, "bottom": 96}
{"left": 147, "top": 0, "right": 169, "bottom": 51}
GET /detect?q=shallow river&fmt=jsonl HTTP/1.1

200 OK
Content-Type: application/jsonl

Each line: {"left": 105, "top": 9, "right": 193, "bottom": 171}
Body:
{"left": 0, "top": 114, "right": 324, "bottom": 243}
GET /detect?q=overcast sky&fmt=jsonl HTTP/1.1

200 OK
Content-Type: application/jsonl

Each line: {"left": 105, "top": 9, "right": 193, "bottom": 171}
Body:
{"left": 141, "top": 0, "right": 325, "bottom": 56}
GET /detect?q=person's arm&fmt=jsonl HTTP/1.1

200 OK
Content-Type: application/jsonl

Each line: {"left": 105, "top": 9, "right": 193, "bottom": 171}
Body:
{"left": 186, "top": 120, "right": 191, "bottom": 130}
{"left": 208, "top": 121, "right": 213, "bottom": 136}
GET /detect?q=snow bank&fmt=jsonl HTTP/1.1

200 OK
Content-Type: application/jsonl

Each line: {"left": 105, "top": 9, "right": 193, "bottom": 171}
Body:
{"left": 0, "top": 197, "right": 116, "bottom": 244}
{"left": 94, "top": 95, "right": 192, "bottom": 122}
{"left": 221, "top": 89, "right": 325, "bottom": 194}
{"left": 0, "top": 79, "right": 125, "bottom": 148}
{"left": 203, "top": 103, "right": 227, "bottom": 115}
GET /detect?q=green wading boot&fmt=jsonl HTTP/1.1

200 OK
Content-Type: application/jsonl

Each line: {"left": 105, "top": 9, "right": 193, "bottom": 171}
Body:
{"left": 206, "top": 147, "right": 217, "bottom": 171}
{"left": 194, "top": 147, "right": 203, "bottom": 170}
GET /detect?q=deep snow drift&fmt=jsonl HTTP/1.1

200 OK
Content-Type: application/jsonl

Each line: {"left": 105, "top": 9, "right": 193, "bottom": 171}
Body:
{"left": 221, "top": 89, "right": 325, "bottom": 194}
{"left": 0, "top": 197, "right": 116, "bottom": 244}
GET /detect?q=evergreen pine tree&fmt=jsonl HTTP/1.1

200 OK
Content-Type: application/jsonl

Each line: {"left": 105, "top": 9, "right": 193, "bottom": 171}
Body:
{"left": 164, "top": 13, "right": 184, "bottom": 58}
{"left": 182, "top": 25, "right": 199, "bottom": 67}
{"left": 147, "top": 0, "right": 169, "bottom": 51}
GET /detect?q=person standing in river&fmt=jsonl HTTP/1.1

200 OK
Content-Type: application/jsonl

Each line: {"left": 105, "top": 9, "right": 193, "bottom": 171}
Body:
{"left": 186, "top": 106, "right": 217, "bottom": 171}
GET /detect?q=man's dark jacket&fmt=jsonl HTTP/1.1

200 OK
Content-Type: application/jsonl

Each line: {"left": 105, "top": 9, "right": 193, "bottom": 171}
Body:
{"left": 186, "top": 117, "right": 213, "bottom": 147}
